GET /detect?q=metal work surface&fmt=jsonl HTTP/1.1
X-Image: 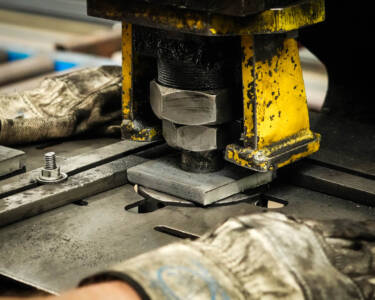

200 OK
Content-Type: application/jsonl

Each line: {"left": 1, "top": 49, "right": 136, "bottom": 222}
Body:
{"left": 0, "top": 182, "right": 374, "bottom": 294}
{"left": 0, "top": 110, "right": 373, "bottom": 294}
{"left": 309, "top": 112, "right": 375, "bottom": 178}
{"left": 287, "top": 112, "right": 375, "bottom": 207}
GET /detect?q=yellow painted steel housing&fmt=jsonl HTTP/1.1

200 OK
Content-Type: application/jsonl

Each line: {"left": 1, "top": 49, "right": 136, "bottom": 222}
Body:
{"left": 116, "top": 0, "right": 325, "bottom": 170}
{"left": 225, "top": 34, "right": 321, "bottom": 172}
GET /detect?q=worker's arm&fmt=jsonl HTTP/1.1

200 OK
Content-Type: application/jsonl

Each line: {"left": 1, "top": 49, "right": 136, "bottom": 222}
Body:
{"left": 1, "top": 281, "right": 140, "bottom": 300}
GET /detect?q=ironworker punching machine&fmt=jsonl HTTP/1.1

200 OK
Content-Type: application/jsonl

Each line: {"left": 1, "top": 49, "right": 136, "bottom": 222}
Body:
{"left": 87, "top": 0, "right": 325, "bottom": 203}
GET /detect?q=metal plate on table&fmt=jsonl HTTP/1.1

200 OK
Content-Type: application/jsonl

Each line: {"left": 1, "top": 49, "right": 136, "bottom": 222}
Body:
{"left": 0, "top": 182, "right": 374, "bottom": 294}
{"left": 0, "top": 146, "right": 25, "bottom": 178}
{"left": 309, "top": 112, "right": 375, "bottom": 179}
{"left": 127, "top": 154, "right": 273, "bottom": 205}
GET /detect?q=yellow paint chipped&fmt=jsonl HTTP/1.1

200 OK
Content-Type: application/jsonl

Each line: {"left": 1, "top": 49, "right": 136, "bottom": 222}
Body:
{"left": 241, "top": 0, "right": 325, "bottom": 34}
{"left": 130, "top": 127, "right": 159, "bottom": 142}
{"left": 241, "top": 35, "right": 255, "bottom": 147}
{"left": 210, "top": 28, "right": 217, "bottom": 34}
{"left": 225, "top": 145, "right": 270, "bottom": 172}
{"left": 240, "top": 35, "right": 312, "bottom": 151}
{"left": 122, "top": 22, "right": 133, "bottom": 120}
{"left": 256, "top": 38, "right": 310, "bottom": 148}
{"left": 226, "top": 148, "right": 251, "bottom": 168}
{"left": 267, "top": 130, "right": 315, "bottom": 154}
{"left": 134, "top": 10, "right": 205, "bottom": 32}
{"left": 123, "top": 0, "right": 324, "bottom": 35}
{"left": 207, "top": 0, "right": 324, "bottom": 35}
{"left": 124, "top": 121, "right": 160, "bottom": 142}
{"left": 277, "top": 139, "right": 320, "bottom": 168}
{"left": 226, "top": 132, "right": 320, "bottom": 171}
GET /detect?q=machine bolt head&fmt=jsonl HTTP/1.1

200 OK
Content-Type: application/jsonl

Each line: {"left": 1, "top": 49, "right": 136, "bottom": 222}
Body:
{"left": 37, "top": 152, "right": 68, "bottom": 184}
{"left": 253, "top": 151, "right": 267, "bottom": 164}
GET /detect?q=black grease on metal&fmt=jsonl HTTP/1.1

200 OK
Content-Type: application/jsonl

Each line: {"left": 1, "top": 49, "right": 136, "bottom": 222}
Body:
{"left": 134, "top": 24, "right": 243, "bottom": 106}
{"left": 254, "top": 34, "right": 285, "bottom": 63}
{"left": 154, "top": 225, "right": 199, "bottom": 240}
{"left": 132, "top": 26, "right": 159, "bottom": 122}
{"left": 0, "top": 167, "right": 26, "bottom": 182}
{"left": 157, "top": 59, "right": 227, "bottom": 91}
{"left": 180, "top": 150, "right": 224, "bottom": 173}
{"left": 121, "top": 119, "right": 162, "bottom": 142}
{"left": 88, "top": 0, "right": 303, "bottom": 19}
{"left": 155, "top": 31, "right": 241, "bottom": 91}
{"left": 73, "top": 200, "right": 89, "bottom": 206}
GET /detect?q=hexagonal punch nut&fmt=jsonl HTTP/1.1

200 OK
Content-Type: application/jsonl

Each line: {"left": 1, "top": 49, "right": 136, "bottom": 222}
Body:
{"left": 150, "top": 80, "right": 233, "bottom": 126}
{"left": 163, "top": 120, "right": 232, "bottom": 152}
{"left": 162, "top": 120, "right": 179, "bottom": 149}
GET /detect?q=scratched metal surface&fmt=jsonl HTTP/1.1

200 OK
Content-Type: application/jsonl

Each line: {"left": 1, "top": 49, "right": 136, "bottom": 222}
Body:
{"left": 0, "top": 180, "right": 374, "bottom": 294}
{"left": 0, "top": 112, "right": 374, "bottom": 294}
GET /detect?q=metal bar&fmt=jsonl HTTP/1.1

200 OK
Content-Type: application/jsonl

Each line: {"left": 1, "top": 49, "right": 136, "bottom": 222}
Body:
{"left": 0, "top": 155, "right": 146, "bottom": 228}
{"left": 0, "top": 146, "right": 25, "bottom": 178}
{"left": 288, "top": 162, "right": 375, "bottom": 206}
{"left": 127, "top": 155, "right": 274, "bottom": 205}
{"left": 309, "top": 112, "right": 375, "bottom": 179}
{"left": 0, "top": 140, "right": 155, "bottom": 199}
{"left": 309, "top": 152, "right": 375, "bottom": 180}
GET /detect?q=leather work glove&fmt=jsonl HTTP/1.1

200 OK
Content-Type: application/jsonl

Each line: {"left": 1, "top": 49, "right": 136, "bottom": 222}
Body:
{"left": 0, "top": 66, "right": 122, "bottom": 145}
{"left": 80, "top": 212, "right": 374, "bottom": 300}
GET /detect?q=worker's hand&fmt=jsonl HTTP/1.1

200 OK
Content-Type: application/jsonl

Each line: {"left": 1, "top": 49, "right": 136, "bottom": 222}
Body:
{"left": 302, "top": 218, "right": 375, "bottom": 299}
{"left": 0, "top": 66, "right": 122, "bottom": 146}
{"left": 81, "top": 212, "right": 374, "bottom": 300}
{"left": 54, "top": 281, "right": 141, "bottom": 300}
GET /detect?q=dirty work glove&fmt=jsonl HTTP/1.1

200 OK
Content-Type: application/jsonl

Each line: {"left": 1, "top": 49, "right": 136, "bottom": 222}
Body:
{"left": 302, "top": 218, "right": 375, "bottom": 299}
{"left": 0, "top": 66, "right": 122, "bottom": 145}
{"left": 80, "top": 212, "right": 374, "bottom": 299}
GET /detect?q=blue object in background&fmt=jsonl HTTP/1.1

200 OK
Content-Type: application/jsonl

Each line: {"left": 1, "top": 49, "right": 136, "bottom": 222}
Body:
{"left": 54, "top": 61, "right": 78, "bottom": 71}
{"left": 7, "top": 51, "right": 30, "bottom": 62}
{"left": 2, "top": 47, "right": 118, "bottom": 74}
{"left": 6, "top": 50, "right": 78, "bottom": 71}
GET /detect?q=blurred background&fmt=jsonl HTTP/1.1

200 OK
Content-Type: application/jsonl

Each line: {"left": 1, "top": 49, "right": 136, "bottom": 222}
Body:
{"left": 0, "top": 0, "right": 122, "bottom": 93}
{"left": 0, "top": 0, "right": 329, "bottom": 110}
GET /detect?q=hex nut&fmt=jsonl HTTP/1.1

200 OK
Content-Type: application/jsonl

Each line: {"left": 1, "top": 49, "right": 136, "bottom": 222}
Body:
{"left": 162, "top": 120, "right": 179, "bottom": 149}
{"left": 162, "top": 120, "right": 230, "bottom": 152}
{"left": 38, "top": 166, "right": 68, "bottom": 184}
{"left": 150, "top": 80, "right": 233, "bottom": 126}
{"left": 41, "top": 168, "right": 61, "bottom": 179}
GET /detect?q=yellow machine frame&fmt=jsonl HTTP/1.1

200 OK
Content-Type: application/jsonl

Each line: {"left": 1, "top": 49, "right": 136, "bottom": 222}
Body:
{"left": 120, "top": 0, "right": 325, "bottom": 171}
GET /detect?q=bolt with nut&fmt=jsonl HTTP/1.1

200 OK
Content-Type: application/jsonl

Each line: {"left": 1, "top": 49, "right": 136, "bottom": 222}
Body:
{"left": 37, "top": 152, "right": 68, "bottom": 184}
